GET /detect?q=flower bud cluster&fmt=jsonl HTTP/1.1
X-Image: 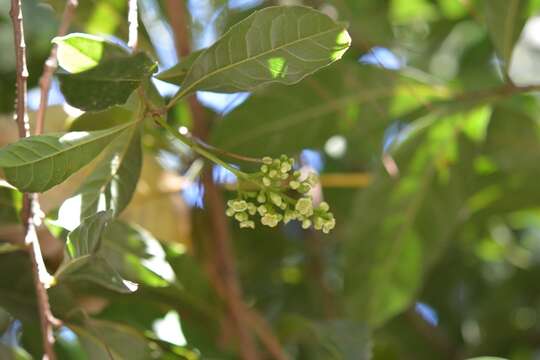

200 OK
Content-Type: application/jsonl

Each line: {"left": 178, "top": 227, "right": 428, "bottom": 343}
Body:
{"left": 226, "top": 155, "right": 335, "bottom": 233}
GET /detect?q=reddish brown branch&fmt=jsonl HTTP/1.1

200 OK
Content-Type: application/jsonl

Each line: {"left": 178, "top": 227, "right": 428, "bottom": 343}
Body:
{"left": 35, "top": 0, "right": 78, "bottom": 136}
{"left": 10, "top": 1, "right": 57, "bottom": 359}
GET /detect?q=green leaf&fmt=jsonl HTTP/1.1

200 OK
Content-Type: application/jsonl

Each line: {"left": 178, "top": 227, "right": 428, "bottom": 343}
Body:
{"left": 345, "top": 109, "right": 486, "bottom": 326}
{"left": 0, "top": 250, "right": 38, "bottom": 324}
{"left": 0, "top": 343, "right": 32, "bottom": 360}
{"left": 0, "top": 184, "right": 20, "bottom": 225}
{"left": 484, "top": 0, "right": 527, "bottom": 70}
{"left": 65, "top": 211, "right": 113, "bottom": 258}
{"left": 58, "top": 52, "right": 157, "bottom": 111}
{"left": 69, "top": 106, "right": 133, "bottom": 131}
{"left": 173, "top": 5, "right": 351, "bottom": 99}
{"left": 0, "top": 122, "right": 136, "bottom": 192}
{"left": 58, "top": 211, "right": 138, "bottom": 293}
{"left": 100, "top": 221, "right": 173, "bottom": 287}
{"left": 55, "top": 255, "right": 137, "bottom": 293}
{"left": 53, "top": 33, "right": 128, "bottom": 73}
{"left": 76, "top": 126, "right": 142, "bottom": 219}
{"left": 155, "top": 49, "right": 204, "bottom": 85}
{"left": 68, "top": 320, "right": 155, "bottom": 360}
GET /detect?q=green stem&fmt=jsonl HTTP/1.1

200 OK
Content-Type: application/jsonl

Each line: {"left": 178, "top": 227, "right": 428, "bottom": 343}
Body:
{"left": 154, "top": 115, "right": 251, "bottom": 180}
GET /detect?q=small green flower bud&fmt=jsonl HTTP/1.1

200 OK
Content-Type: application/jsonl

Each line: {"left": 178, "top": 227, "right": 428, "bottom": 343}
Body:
{"left": 279, "top": 202, "right": 287, "bottom": 210}
{"left": 269, "top": 169, "right": 278, "bottom": 178}
{"left": 258, "top": 205, "right": 268, "bottom": 216}
{"left": 257, "top": 192, "right": 266, "bottom": 203}
{"left": 298, "top": 183, "right": 311, "bottom": 194}
{"left": 295, "top": 198, "right": 313, "bottom": 216}
{"left": 289, "top": 180, "right": 300, "bottom": 190}
{"left": 240, "top": 220, "right": 255, "bottom": 229}
{"left": 262, "top": 177, "right": 272, "bottom": 186}
{"left": 302, "top": 219, "right": 312, "bottom": 229}
{"left": 247, "top": 203, "right": 257, "bottom": 215}
{"left": 260, "top": 164, "right": 268, "bottom": 173}
{"left": 235, "top": 212, "right": 248, "bottom": 222}
{"left": 280, "top": 154, "right": 288, "bottom": 162}
{"left": 226, "top": 208, "right": 235, "bottom": 217}
{"left": 313, "top": 217, "right": 324, "bottom": 230}
{"left": 262, "top": 157, "right": 273, "bottom": 165}
{"left": 231, "top": 200, "right": 248, "bottom": 212}
{"left": 318, "top": 201, "right": 330, "bottom": 212}
{"left": 269, "top": 192, "right": 282, "bottom": 207}
{"left": 261, "top": 214, "right": 280, "bottom": 227}
{"left": 322, "top": 218, "right": 336, "bottom": 233}
{"left": 293, "top": 170, "right": 301, "bottom": 178}
{"left": 280, "top": 162, "right": 292, "bottom": 173}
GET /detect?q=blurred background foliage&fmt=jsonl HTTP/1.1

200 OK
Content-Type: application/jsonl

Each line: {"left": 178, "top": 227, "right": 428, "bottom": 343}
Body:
{"left": 2, "top": 0, "right": 540, "bottom": 359}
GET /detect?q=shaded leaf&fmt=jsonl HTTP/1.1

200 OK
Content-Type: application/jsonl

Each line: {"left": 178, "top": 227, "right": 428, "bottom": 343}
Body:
{"left": 55, "top": 255, "right": 137, "bottom": 294}
{"left": 65, "top": 211, "right": 113, "bottom": 258}
{"left": 75, "top": 126, "right": 142, "bottom": 219}
{"left": 0, "top": 122, "right": 136, "bottom": 192}
{"left": 345, "top": 108, "right": 487, "bottom": 326}
{"left": 58, "top": 52, "right": 157, "bottom": 111}
{"left": 484, "top": 0, "right": 527, "bottom": 70}
{"left": 174, "top": 5, "right": 351, "bottom": 97}
{"left": 0, "top": 185, "right": 20, "bottom": 225}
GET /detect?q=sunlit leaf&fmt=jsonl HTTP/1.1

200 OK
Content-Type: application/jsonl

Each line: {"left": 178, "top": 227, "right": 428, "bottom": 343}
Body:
{"left": 53, "top": 32, "right": 128, "bottom": 73}
{"left": 173, "top": 5, "right": 351, "bottom": 98}
{"left": 0, "top": 122, "right": 137, "bottom": 192}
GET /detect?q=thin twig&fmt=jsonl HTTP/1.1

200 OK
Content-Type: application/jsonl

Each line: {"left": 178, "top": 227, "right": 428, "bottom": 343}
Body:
{"left": 35, "top": 0, "right": 78, "bottom": 135}
{"left": 127, "top": 0, "right": 139, "bottom": 50}
{"left": 10, "top": 1, "right": 57, "bottom": 359}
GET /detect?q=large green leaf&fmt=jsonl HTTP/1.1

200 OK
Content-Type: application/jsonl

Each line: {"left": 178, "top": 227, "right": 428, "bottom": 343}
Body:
{"left": 56, "top": 212, "right": 137, "bottom": 293}
{"left": 53, "top": 32, "right": 129, "bottom": 73}
{"left": 76, "top": 126, "right": 142, "bottom": 219}
{"left": 211, "top": 63, "right": 396, "bottom": 156}
{"left": 58, "top": 52, "right": 157, "bottom": 111}
{"left": 0, "top": 122, "right": 136, "bottom": 192}
{"left": 172, "top": 5, "right": 351, "bottom": 100}
{"left": 484, "top": 0, "right": 527, "bottom": 70}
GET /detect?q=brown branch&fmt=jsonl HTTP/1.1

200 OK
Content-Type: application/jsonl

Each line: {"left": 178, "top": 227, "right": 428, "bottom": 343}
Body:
{"left": 10, "top": 1, "right": 57, "bottom": 359}
{"left": 35, "top": 0, "right": 78, "bottom": 135}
